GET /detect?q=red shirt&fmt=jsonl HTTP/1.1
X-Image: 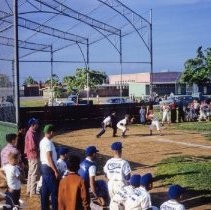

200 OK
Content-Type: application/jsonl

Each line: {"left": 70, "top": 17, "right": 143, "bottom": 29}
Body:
{"left": 24, "top": 127, "right": 40, "bottom": 160}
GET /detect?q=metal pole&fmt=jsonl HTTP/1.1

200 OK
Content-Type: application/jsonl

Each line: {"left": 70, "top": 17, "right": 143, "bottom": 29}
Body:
{"left": 120, "top": 31, "right": 123, "bottom": 100}
{"left": 13, "top": 0, "right": 20, "bottom": 124}
{"left": 86, "top": 41, "right": 90, "bottom": 105}
{"left": 86, "top": 72, "right": 89, "bottom": 104}
{"left": 149, "top": 9, "right": 153, "bottom": 97}
{"left": 50, "top": 45, "right": 53, "bottom": 106}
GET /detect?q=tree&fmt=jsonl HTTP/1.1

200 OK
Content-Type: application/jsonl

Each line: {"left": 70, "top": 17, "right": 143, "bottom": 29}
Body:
{"left": 45, "top": 74, "right": 59, "bottom": 86}
{"left": 23, "top": 76, "right": 38, "bottom": 86}
{"left": 181, "top": 46, "right": 211, "bottom": 85}
{"left": 63, "top": 68, "right": 107, "bottom": 94}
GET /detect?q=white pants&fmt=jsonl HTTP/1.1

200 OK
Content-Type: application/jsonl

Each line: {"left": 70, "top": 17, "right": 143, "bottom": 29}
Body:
{"left": 110, "top": 200, "right": 125, "bottom": 210}
{"left": 150, "top": 120, "right": 160, "bottom": 131}
{"left": 108, "top": 180, "right": 125, "bottom": 200}
{"left": 162, "top": 111, "right": 170, "bottom": 122}
{"left": 117, "top": 124, "right": 127, "bottom": 133}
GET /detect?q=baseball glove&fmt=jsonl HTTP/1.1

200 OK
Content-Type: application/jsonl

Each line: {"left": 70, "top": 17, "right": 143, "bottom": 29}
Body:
{"left": 92, "top": 197, "right": 106, "bottom": 206}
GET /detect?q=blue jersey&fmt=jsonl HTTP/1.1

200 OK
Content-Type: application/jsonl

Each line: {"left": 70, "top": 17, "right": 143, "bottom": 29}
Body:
{"left": 78, "top": 159, "right": 96, "bottom": 186}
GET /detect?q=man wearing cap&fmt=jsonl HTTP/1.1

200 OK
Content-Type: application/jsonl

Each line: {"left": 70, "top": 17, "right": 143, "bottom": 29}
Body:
{"left": 78, "top": 146, "right": 99, "bottom": 200}
{"left": 125, "top": 173, "right": 154, "bottom": 210}
{"left": 103, "top": 141, "right": 131, "bottom": 200}
{"left": 96, "top": 111, "right": 117, "bottom": 138}
{"left": 24, "top": 117, "right": 40, "bottom": 197}
{"left": 110, "top": 174, "right": 140, "bottom": 210}
{"left": 39, "top": 124, "right": 59, "bottom": 210}
{"left": 160, "top": 184, "right": 185, "bottom": 210}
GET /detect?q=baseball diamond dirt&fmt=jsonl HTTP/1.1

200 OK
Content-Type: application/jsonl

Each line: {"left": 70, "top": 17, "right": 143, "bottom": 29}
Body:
{"left": 1, "top": 124, "right": 210, "bottom": 209}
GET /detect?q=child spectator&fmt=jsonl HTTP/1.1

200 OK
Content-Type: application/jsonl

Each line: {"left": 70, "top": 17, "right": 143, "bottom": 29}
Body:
{"left": 0, "top": 153, "right": 22, "bottom": 207}
{"left": 104, "top": 142, "right": 131, "bottom": 200}
{"left": 124, "top": 173, "right": 154, "bottom": 210}
{"left": 1, "top": 134, "right": 19, "bottom": 167}
{"left": 57, "top": 147, "right": 69, "bottom": 177}
{"left": 110, "top": 174, "right": 140, "bottom": 210}
{"left": 58, "top": 155, "right": 90, "bottom": 210}
{"left": 160, "top": 184, "right": 186, "bottom": 210}
{"left": 139, "top": 106, "right": 146, "bottom": 124}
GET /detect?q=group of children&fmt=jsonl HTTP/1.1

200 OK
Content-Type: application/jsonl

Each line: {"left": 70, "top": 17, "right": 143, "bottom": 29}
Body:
{"left": 57, "top": 141, "right": 186, "bottom": 210}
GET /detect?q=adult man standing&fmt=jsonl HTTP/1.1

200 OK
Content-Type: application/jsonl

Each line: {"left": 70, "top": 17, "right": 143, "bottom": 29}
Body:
{"left": 39, "top": 124, "right": 59, "bottom": 210}
{"left": 103, "top": 141, "right": 131, "bottom": 200}
{"left": 24, "top": 118, "right": 40, "bottom": 197}
{"left": 96, "top": 111, "right": 117, "bottom": 138}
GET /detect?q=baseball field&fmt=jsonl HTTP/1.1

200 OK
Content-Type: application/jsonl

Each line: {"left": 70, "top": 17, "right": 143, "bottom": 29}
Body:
{"left": 4, "top": 122, "right": 211, "bottom": 210}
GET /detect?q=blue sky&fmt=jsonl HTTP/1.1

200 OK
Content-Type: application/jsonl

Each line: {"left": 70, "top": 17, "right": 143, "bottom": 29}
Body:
{"left": 1, "top": 0, "right": 211, "bottom": 83}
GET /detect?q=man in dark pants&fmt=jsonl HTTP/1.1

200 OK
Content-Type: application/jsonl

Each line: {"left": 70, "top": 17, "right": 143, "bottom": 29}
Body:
{"left": 39, "top": 124, "right": 59, "bottom": 210}
{"left": 96, "top": 111, "right": 117, "bottom": 138}
{"left": 178, "top": 100, "right": 185, "bottom": 123}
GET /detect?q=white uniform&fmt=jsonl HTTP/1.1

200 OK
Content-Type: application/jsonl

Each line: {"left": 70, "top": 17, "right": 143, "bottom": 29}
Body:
{"left": 162, "top": 104, "right": 170, "bottom": 123}
{"left": 125, "top": 186, "right": 151, "bottom": 210}
{"left": 103, "top": 158, "right": 131, "bottom": 199}
{"left": 110, "top": 185, "right": 134, "bottom": 210}
{"left": 149, "top": 115, "right": 160, "bottom": 131}
{"left": 160, "top": 200, "right": 185, "bottom": 210}
{"left": 103, "top": 116, "right": 112, "bottom": 126}
{"left": 117, "top": 118, "right": 127, "bottom": 133}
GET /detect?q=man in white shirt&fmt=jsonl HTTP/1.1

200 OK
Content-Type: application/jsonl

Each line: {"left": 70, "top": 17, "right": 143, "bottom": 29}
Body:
{"left": 39, "top": 124, "right": 59, "bottom": 210}
{"left": 96, "top": 111, "right": 117, "bottom": 138}
{"left": 160, "top": 184, "right": 186, "bottom": 210}
{"left": 124, "top": 173, "right": 153, "bottom": 210}
{"left": 104, "top": 141, "right": 131, "bottom": 200}
{"left": 110, "top": 174, "right": 141, "bottom": 210}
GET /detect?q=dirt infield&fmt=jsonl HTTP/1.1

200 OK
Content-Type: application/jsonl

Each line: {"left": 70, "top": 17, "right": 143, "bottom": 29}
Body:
{"left": 3, "top": 124, "right": 211, "bottom": 209}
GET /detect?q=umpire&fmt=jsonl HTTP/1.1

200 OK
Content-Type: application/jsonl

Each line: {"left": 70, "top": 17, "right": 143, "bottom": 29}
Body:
{"left": 96, "top": 110, "right": 117, "bottom": 138}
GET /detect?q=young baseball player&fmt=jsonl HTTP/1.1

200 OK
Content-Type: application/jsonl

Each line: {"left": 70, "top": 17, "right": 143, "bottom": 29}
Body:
{"left": 124, "top": 173, "right": 153, "bottom": 210}
{"left": 0, "top": 153, "right": 22, "bottom": 207}
{"left": 148, "top": 110, "right": 162, "bottom": 136}
{"left": 57, "top": 147, "right": 69, "bottom": 177}
{"left": 117, "top": 114, "right": 130, "bottom": 137}
{"left": 110, "top": 174, "right": 141, "bottom": 210}
{"left": 96, "top": 111, "right": 117, "bottom": 138}
{"left": 78, "top": 146, "right": 99, "bottom": 199}
{"left": 103, "top": 141, "right": 131, "bottom": 200}
{"left": 160, "top": 184, "right": 186, "bottom": 210}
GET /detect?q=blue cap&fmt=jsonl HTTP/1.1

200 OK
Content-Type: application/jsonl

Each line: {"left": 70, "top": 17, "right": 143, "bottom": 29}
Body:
{"left": 140, "top": 173, "right": 153, "bottom": 186}
{"left": 28, "top": 118, "right": 39, "bottom": 126}
{"left": 111, "top": 141, "right": 122, "bottom": 151}
{"left": 130, "top": 174, "right": 141, "bottom": 186}
{"left": 85, "top": 146, "right": 99, "bottom": 156}
{"left": 59, "top": 147, "right": 69, "bottom": 155}
{"left": 168, "top": 185, "right": 185, "bottom": 199}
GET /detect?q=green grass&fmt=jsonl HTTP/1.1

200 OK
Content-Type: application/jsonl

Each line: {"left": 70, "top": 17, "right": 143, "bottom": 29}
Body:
{"left": 155, "top": 156, "right": 211, "bottom": 191}
{"left": 172, "top": 121, "right": 211, "bottom": 141}
{"left": 20, "top": 99, "right": 48, "bottom": 107}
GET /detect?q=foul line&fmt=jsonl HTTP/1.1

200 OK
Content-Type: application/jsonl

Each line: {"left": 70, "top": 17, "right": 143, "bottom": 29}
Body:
{"left": 152, "top": 138, "right": 211, "bottom": 150}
